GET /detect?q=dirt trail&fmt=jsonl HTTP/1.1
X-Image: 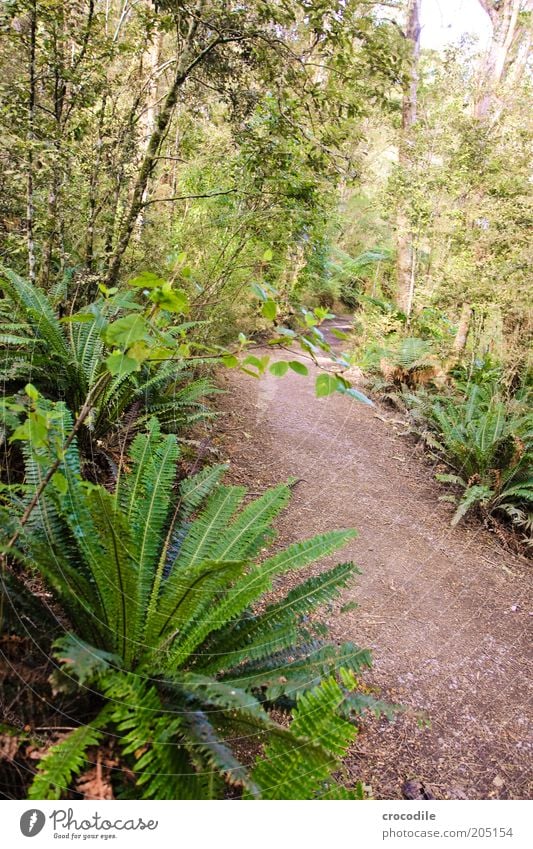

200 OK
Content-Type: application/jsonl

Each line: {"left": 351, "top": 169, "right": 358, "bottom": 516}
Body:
{"left": 216, "top": 319, "right": 532, "bottom": 800}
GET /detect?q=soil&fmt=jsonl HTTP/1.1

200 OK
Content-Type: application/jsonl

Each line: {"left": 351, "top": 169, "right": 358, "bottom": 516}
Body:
{"left": 214, "top": 318, "right": 533, "bottom": 800}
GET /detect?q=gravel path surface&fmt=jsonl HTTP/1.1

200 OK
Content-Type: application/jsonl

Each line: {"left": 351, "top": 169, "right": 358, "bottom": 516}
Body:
{"left": 215, "top": 319, "right": 532, "bottom": 799}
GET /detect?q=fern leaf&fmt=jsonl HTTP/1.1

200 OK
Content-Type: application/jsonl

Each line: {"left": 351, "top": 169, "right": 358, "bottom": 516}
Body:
{"left": 28, "top": 707, "right": 111, "bottom": 800}
{"left": 248, "top": 674, "right": 357, "bottom": 799}
{"left": 208, "top": 483, "right": 291, "bottom": 562}
{"left": 201, "top": 561, "right": 357, "bottom": 674}
{"left": 174, "top": 486, "right": 247, "bottom": 568}
{"left": 144, "top": 559, "right": 246, "bottom": 651}
{"left": 178, "top": 464, "right": 228, "bottom": 516}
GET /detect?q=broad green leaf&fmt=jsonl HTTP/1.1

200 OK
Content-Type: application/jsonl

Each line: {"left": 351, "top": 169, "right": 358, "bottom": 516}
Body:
{"left": 262, "top": 248, "right": 273, "bottom": 262}
{"left": 128, "top": 271, "right": 166, "bottom": 289}
{"left": 149, "top": 287, "right": 189, "bottom": 314}
{"left": 105, "top": 314, "right": 147, "bottom": 348}
{"left": 222, "top": 354, "right": 239, "bottom": 368}
{"left": 25, "top": 383, "right": 39, "bottom": 401}
{"left": 127, "top": 340, "right": 152, "bottom": 364}
{"left": 261, "top": 299, "right": 277, "bottom": 321}
{"left": 105, "top": 350, "right": 140, "bottom": 377}
{"left": 251, "top": 283, "right": 268, "bottom": 302}
{"left": 341, "top": 386, "right": 373, "bottom": 406}
{"left": 277, "top": 326, "right": 296, "bottom": 338}
{"left": 52, "top": 471, "right": 68, "bottom": 495}
{"left": 315, "top": 373, "right": 339, "bottom": 398}
{"left": 331, "top": 328, "right": 350, "bottom": 341}
{"left": 11, "top": 410, "right": 49, "bottom": 448}
{"left": 269, "top": 360, "right": 289, "bottom": 377}
{"left": 242, "top": 355, "right": 269, "bottom": 375}
{"left": 148, "top": 346, "right": 173, "bottom": 361}
{"left": 98, "top": 284, "right": 118, "bottom": 297}
{"left": 288, "top": 361, "right": 308, "bottom": 376}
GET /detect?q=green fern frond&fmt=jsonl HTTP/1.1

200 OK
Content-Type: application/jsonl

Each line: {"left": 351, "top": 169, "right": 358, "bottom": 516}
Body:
{"left": 177, "top": 464, "right": 228, "bottom": 516}
{"left": 248, "top": 674, "right": 357, "bottom": 799}
{"left": 144, "top": 559, "right": 246, "bottom": 651}
{"left": 201, "top": 561, "right": 357, "bottom": 674}
{"left": 258, "top": 529, "right": 357, "bottom": 581}
{"left": 28, "top": 706, "right": 111, "bottom": 800}
{"left": 209, "top": 483, "right": 291, "bottom": 562}
{"left": 174, "top": 486, "right": 247, "bottom": 568}
{"left": 223, "top": 642, "right": 372, "bottom": 700}
{"left": 180, "top": 710, "right": 260, "bottom": 796}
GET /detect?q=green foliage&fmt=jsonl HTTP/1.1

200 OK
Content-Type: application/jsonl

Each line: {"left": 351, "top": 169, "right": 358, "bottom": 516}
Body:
{"left": 248, "top": 673, "right": 359, "bottom": 799}
{"left": 7, "top": 413, "right": 387, "bottom": 799}
{"left": 334, "top": 248, "right": 393, "bottom": 310}
{"left": 423, "top": 379, "right": 532, "bottom": 533}
{"left": 0, "top": 268, "right": 215, "bottom": 447}
{"left": 28, "top": 710, "right": 111, "bottom": 801}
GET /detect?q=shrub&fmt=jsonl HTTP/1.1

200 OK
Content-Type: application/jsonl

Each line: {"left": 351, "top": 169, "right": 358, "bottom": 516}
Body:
{"left": 0, "top": 268, "right": 215, "bottom": 452}
{"left": 4, "top": 411, "right": 387, "bottom": 799}
{"left": 425, "top": 380, "right": 532, "bottom": 534}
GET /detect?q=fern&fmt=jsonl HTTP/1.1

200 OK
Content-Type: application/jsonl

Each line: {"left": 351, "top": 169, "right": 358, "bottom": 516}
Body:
{"left": 0, "top": 266, "right": 215, "bottom": 448}
{"left": 247, "top": 673, "right": 358, "bottom": 800}
{"left": 420, "top": 379, "right": 532, "bottom": 533}
{"left": 29, "top": 707, "right": 111, "bottom": 800}
{"left": 13, "top": 417, "right": 381, "bottom": 800}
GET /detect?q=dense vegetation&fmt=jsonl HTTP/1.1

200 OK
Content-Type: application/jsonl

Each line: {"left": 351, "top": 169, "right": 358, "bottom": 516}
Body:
{"left": 0, "top": 0, "right": 531, "bottom": 800}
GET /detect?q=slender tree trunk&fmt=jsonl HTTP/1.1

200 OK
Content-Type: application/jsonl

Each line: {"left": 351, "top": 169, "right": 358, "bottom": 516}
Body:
{"left": 105, "top": 18, "right": 226, "bottom": 287}
{"left": 40, "top": 17, "right": 67, "bottom": 288}
{"left": 26, "top": 0, "right": 37, "bottom": 284}
{"left": 86, "top": 94, "right": 107, "bottom": 270}
{"left": 136, "top": 30, "right": 164, "bottom": 238}
{"left": 396, "top": 0, "right": 421, "bottom": 317}
{"left": 453, "top": 302, "right": 473, "bottom": 353}
{"left": 475, "top": 0, "right": 532, "bottom": 119}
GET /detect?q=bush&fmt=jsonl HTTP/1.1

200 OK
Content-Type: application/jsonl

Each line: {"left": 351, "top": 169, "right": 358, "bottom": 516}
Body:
{"left": 4, "top": 412, "right": 388, "bottom": 799}
{"left": 0, "top": 268, "right": 215, "bottom": 453}
{"left": 424, "top": 379, "right": 532, "bottom": 535}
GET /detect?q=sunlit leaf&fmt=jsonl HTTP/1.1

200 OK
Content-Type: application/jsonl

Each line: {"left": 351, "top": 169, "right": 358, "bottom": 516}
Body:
{"left": 128, "top": 271, "right": 166, "bottom": 289}
{"left": 105, "top": 314, "right": 147, "bottom": 348}
{"left": 105, "top": 350, "right": 140, "bottom": 377}
{"left": 269, "top": 360, "right": 289, "bottom": 377}
{"left": 315, "top": 373, "right": 339, "bottom": 398}
{"left": 262, "top": 299, "right": 277, "bottom": 321}
{"left": 288, "top": 361, "right": 308, "bottom": 376}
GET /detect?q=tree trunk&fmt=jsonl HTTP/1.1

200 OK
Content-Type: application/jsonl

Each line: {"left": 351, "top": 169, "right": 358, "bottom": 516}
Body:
{"left": 136, "top": 30, "right": 164, "bottom": 238}
{"left": 453, "top": 302, "right": 472, "bottom": 353}
{"left": 26, "top": 0, "right": 37, "bottom": 284}
{"left": 86, "top": 94, "right": 107, "bottom": 270}
{"left": 475, "top": 0, "right": 532, "bottom": 119}
{"left": 396, "top": 0, "right": 421, "bottom": 317}
{"left": 105, "top": 15, "right": 223, "bottom": 287}
{"left": 39, "top": 10, "right": 68, "bottom": 287}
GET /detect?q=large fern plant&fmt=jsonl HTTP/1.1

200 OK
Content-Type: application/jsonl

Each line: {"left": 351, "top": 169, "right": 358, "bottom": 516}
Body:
{"left": 427, "top": 381, "right": 533, "bottom": 533}
{"left": 6, "top": 411, "right": 383, "bottom": 799}
{"left": 0, "top": 268, "right": 215, "bottom": 448}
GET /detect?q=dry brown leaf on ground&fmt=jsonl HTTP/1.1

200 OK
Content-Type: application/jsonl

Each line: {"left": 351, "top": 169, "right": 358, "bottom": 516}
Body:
{"left": 76, "top": 749, "right": 115, "bottom": 800}
{"left": 0, "top": 734, "right": 20, "bottom": 762}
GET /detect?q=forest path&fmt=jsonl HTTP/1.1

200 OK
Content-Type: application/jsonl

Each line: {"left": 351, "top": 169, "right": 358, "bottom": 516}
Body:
{"left": 216, "top": 318, "right": 532, "bottom": 800}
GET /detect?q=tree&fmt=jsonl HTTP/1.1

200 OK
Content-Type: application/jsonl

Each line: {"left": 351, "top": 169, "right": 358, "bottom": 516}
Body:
{"left": 395, "top": 0, "right": 421, "bottom": 318}
{"left": 475, "top": 0, "right": 533, "bottom": 119}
